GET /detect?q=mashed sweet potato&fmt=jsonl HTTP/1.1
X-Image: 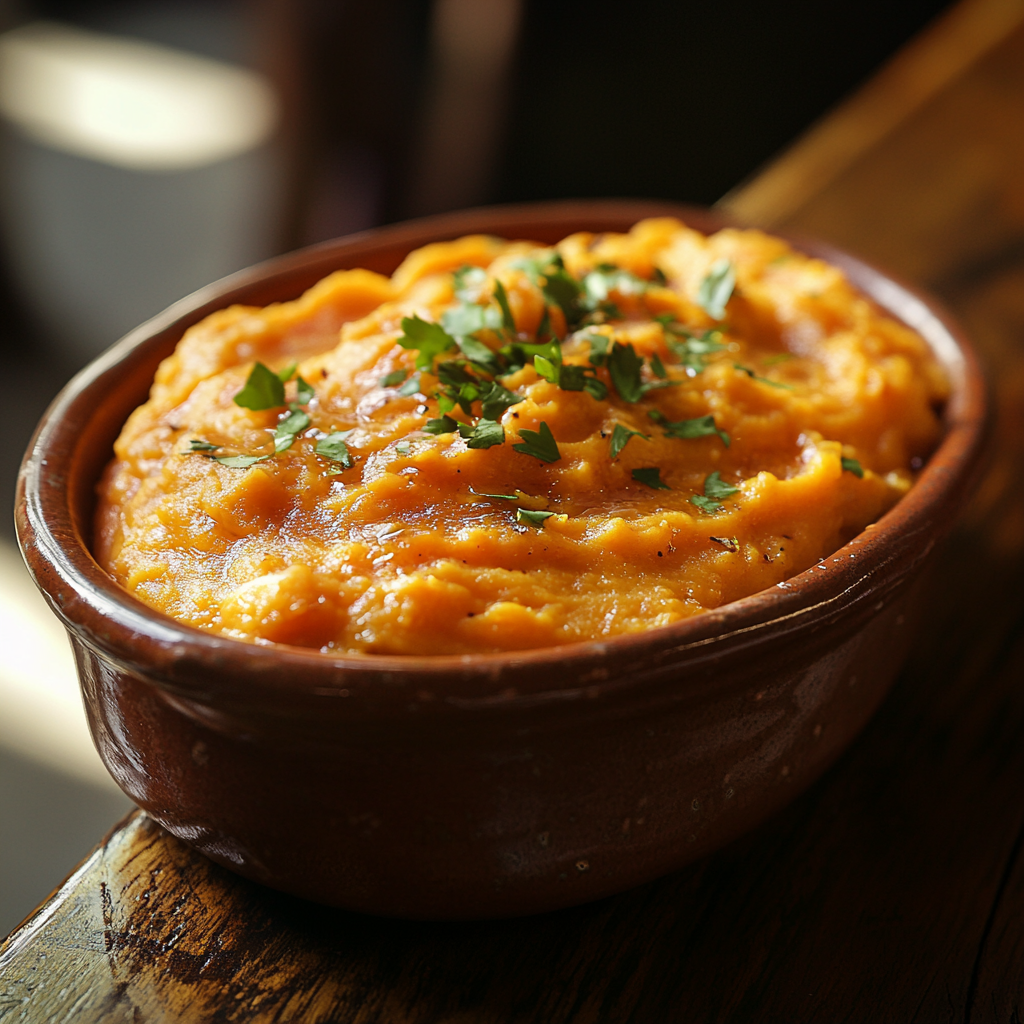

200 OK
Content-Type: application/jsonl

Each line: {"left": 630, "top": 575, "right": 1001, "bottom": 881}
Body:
{"left": 94, "top": 219, "right": 948, "bottom": 654}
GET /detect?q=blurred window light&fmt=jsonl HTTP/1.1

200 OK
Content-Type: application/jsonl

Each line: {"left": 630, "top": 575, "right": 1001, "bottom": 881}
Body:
{"left": 0, "top": 541, "right": 120, "bottom": 791}
{"left": 0, "top": 21, "right": 278, "bottom": 171}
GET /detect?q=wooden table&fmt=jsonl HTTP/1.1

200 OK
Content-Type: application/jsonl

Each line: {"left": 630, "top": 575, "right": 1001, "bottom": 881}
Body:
{"left": 4, "top": 2, "right": 1024, "bottom": 1019}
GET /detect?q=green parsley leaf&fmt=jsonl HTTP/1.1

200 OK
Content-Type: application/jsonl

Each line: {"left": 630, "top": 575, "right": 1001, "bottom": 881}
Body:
{"left": 610, "top": 423, "right": 648, "bottom": 458}
{"left": 424, "top": 415, "right": 459, "bottom": 435}
{"left": 453, "top": 265, "right": 488, "bottom": 302}
{"left": 214, "top": 454, "right": 268, "bottom": 469}
{"left": 697, "top": 258, "right": 736, "bottom": 320}
{"left": 581, "top": 266, "right": 647, "bottom": 312}
{"left": 493, "top": 280, "right": 516, "bottom": 333}
{"left": 690, "top": 471, "right": 740, "bottom": 513}
{"left": 704, "top": 471, "right": 739, "bottom": 500}
{"left": 512, "top": 421, "right": 560, "bottom": 463}
{"left": 464, "top": 418, "right": 505, "bottom": 449}
{"left": 273, "top": 408, "right": 310, "bottom": 453}
{"left": 188, "top": 439, "right": 219, "bottom": 452}
{"left": 733, "top": 363, "right": 795, "bottom": 390}
{"left": 533, "top": 354, "right": 560, "bottom": 385}
{"left": 583, "top": 376, "right": 609, "bottom": 401}
{"left": 536, "top": 305, "right": 553, "bottom": 342}
{"left": 398, "top": 373, "right": 422, "bottom": 397}
{"left": 514, "top": 252, "right": 583, "bottom": 326}
{"left": 690, "top": 495, "right": 722, "bottom": 514}
{"left": 234, "top": 361, "right": 285, "bottom": 411}
{"left": 380, "top": 369, "right": 408, "bottom": 387}
{"left": 585, "top": 332, "right": 610, "bottom": 366}
{"left": 652, "top": 266, "right": 668, "bottom": 285}
{"left": 436, "top": 360, "right": 477, "bottom": 387}
{"left": 650, "top": 352, "right": 668, "bottom": 379}
{"left": 664, "top": 324, "right": 726, "bottom": 373}
{"left": 557, "top": 364, "right": 588, "bottom": 391}
{"left": 509, "top": 338, "right": 561, "bottom": 363}
{"left": 655, "top": 412, "right": 730, "bottom": 447}
{"left": 295, "top": 375, "right": 316, "bottom": 405}
{"left": 315, "top": 429, "right": 355, "bottom": 467}
{"left": 632, "top": 467, "right": 670, "bottom": 490}
{"left": 442, "top": 302, "right": 503, "bottom": 338}
{"left": 395, "top": 441, "right": 411, "bottom": 455}
{"left": 469, "top": 486, "right": 518, "bottom": 500}
{"left": 841, "top": 456, "right": 865, "bottom": 478}
{"left": 479, "top": 381, "right": 522, "bottom": 420}
{"left": 516, "top": 508, "right": 556, "bottom": 527}
{"left": 398, "top": 315, "right": 457, "bottom": 370}
{"left": 276, "top": 362, "right": 298, "bottom": 384}
{"left": 456, "top": 334, "right": 500, "bottom": 372}
{"left": 608, "top": 341, "right": 645, "bottom": 403}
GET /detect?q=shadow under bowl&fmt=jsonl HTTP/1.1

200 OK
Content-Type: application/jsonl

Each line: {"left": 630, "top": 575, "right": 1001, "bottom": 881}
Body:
{"left": 15, "top": 200, "right": 987, "bottom": 919}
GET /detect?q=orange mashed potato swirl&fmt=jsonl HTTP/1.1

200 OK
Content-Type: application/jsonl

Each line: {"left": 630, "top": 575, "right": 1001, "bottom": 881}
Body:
{"left": 95, "top": 219, "right": 948, "bottom": 655}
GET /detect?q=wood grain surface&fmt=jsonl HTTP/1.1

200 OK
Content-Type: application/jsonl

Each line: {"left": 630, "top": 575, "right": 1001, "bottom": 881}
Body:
{"left": 4, "top": 10, "right": 1024, "bottom": 1022}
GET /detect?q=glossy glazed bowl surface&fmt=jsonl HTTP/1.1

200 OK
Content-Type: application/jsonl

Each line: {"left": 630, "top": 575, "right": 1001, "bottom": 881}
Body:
{"left": 16, "top": 201, "right": 986, "bottom": 919}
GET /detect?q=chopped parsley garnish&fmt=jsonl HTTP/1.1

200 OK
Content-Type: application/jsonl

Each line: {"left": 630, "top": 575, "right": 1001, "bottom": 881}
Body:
{"left": 493, "top": 280, "right": 516, "bottom": 334}
{"left": 397, "top": 315, "right": 457, "bottom": 369}
{"left": 424, "top": 415, "right": 459, "bottom": 435}
{"left": 580, "top": 266, "right": 647, "bottom": 312}
{"left": 608, "top": 342, "right": 646, "bottom": 403}
{"left": 460, "top": 418, "right": 505, "bottom": 449}
{"left": 512, "top": 421, "right": 560, "bottom": 463}
{"left": 315, "top": 429, "right": 355, "bottom": 468}
{"left": 650, "top": 410, "right": 730, "bottom": 447}
{"left": 398, "top": 374, "right": 422, "bottom": 397}
{"left": 295, "top": 375, "right": 316, "bottom": 405}
{"left": 513, "top": 252, "right": 584, "bottom": 327}
{"left": 213, "top": 454, "right": 267, "bottom": 469}
{"left": 442, "top": 302, "right": 502, "bottom": 339}
{"left": 277, "top": 362, "right": 298, "bottom": 384}
{"left": 456, "top": 335, "right": 501, "bottom": 373}
{"left": 516, "top": 508, "right": 556, "bottom": 528}
{"left": 453, "top": 265, "right": 488, "bottom": 302}
{"left": 841, "top": 456, "right": 865, "bottom": 478}
{"left": 690, "top": 471, "right": 740, "bottom": 513}
{"left": 585, "top": 333, "right": 610, "bottom": 366}
{"left": 696, "top": 258, "right": 736, "bottom": 320}
{"left": 733, "top": 363, "right": 795, "bottom": 390}
{"left": 632, "top": 467, "right": 670, "bottom": 490}
{"left": 273, "top": 408, "right": 310, "bottom": 453}
{"left": 234, "top": 361, "right": 286, "bottom": 410}
{"left": 188, "top": 439, "right": 219, "bottom": 452}
{"left": 658, "top": 317, "right": 726, "bottom": 373}
{"left": 469, "top": 486, "right": 518, "bottom": 500}
{"left": 610, "top": 423, "right": 648, "bottom": 459}
{"left": 532, "top": 354, "right": 560, "bottom": 385}
{"left": 380, "top": 369, "right": 409, "bottom": 387}
{"left": 395, "top": 441, "right": 412, "bottom": 455}
{"left": 533, "top": 350, "right": 605, "bottom": 399}
{"left": 606, "top": 341, "right": 677, "bottom": 403}
{"left": 479, "top": 381, "right": 522, "bottom": 420}
{"left": 649, "top": 353, "right": 668, "bottom": 379}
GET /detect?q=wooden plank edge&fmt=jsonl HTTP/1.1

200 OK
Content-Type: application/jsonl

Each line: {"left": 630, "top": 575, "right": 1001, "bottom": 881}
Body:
{"left": 0, "top": 808, "right": 143, "bottom": 958}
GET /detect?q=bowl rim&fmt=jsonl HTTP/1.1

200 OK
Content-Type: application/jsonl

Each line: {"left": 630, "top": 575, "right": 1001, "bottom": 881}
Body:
{"left": 15, "top": 199, "right": 988, "bottom": 706}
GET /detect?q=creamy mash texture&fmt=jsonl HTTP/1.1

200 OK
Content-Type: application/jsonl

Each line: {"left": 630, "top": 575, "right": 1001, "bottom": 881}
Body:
{"left": 95, "top": 219, "right": 949, "bottom": 654}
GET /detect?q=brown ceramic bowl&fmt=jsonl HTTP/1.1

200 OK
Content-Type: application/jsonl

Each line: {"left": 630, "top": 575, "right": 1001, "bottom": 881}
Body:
{"left": 16, "top": 200, "right": 986, "bottom": 920}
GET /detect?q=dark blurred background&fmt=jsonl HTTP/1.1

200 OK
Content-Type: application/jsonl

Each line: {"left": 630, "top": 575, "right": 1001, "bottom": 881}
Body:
{"left": 0, "top": 0, "right": 952, "bottom": 935}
